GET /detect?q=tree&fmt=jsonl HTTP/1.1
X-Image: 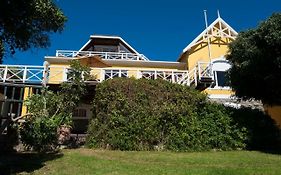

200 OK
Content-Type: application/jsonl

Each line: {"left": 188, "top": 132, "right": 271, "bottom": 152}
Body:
{"left": 227, "top": 13, "right": 281, "bottom": 105}
{"left": 0, "top": 0, "right": 66, "bottom": 63}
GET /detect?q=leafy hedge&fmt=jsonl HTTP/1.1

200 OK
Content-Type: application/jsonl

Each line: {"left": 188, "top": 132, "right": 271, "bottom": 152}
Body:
{"left": 86, "top": 78, "right": 248, "bottom": 151}
{"left": 228, "top": 107, "right": 281, "bottom": 150}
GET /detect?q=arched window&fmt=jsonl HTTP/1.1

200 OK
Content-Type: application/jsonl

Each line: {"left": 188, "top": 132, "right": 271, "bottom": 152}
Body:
{"left": 211, "top": 59, "right": 231, "bottom": 88}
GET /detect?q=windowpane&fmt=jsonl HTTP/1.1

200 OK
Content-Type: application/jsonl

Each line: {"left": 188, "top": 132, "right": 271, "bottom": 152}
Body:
{"left": 73, "top": 109, "right": 87, "bottom": 118}
{"left": 216, "top": 71, "right": 227, "bottom": 87}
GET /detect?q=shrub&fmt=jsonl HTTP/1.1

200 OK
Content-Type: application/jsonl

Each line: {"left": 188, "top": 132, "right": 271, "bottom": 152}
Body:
{"left": 19, "top": 90, "right": 71, "bottom": 152}
{"left": 19, "top": 60, "right": 90, "bottom": 152}
{"left": 86, "top": 78, "right": 247, "bottom": 151}
{"left": 229, "top": 107, "right": 281, "bottom": 150}
{"left": 19, "top": 113, "right": 60, "bottom": 152}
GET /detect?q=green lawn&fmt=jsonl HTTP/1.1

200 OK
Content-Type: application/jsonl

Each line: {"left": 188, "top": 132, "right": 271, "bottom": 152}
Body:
{"left": 1, "top": 149, "right": 281, "bottom": 175}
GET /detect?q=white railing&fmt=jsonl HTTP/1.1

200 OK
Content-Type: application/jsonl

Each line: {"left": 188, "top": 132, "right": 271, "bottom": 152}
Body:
{"left": 0, "top": 65, "right": 192, "bottom": 86}
{"left": 188, "top": 67, "right": 198, "bottom": 87}
{"left": 197, "top": 62, "right": 213, "bottom": 79}
{"left": 139, "top": 70, "right": 190, "bottom": 85}
{"left": 185, "top": 62, "right": 214, "bottom": 87}
{"left": 103, "top": 69, "right": 128, "bottom": 81}
{"left": 0, "top": 65, "right": 45, "bottom": 83}
{"left": 56, "top": 50, "right": 149, "bottom": 61}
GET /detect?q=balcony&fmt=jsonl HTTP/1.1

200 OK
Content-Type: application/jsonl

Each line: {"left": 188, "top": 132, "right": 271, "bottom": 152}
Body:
{"left": 0, "top": 65, "right": 45, "bottom": 84}
{"left": 0, "top": 62, "right": 217, "bottom": 89}
{"left": 0, "top": 65, "right": 191, "bottom": 86}
{"left": 56, "top": 50, "right": 149, "bottom": 61}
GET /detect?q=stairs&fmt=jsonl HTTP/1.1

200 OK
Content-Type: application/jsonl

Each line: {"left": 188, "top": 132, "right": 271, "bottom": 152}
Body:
{"left": 188, "top": 62, "right": 214, "bottom": 90}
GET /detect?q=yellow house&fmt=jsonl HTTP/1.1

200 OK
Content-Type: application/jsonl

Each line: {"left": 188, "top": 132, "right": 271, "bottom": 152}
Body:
{"left": 0, "top": 16, "right": 280, "bottom": 133}
{"left": 178, "top": 16, "right": 237, "bottom": 99}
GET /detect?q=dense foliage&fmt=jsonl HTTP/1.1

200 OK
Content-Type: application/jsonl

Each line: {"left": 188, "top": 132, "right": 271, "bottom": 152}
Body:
{"left": 19, "top": 61, "right": 90, "bottom": 152}
{"left": 227, "top": 13, "right": 281, "bottom": 105}
{"left": 86, "top": 78, "right": 248, "bottom": 151}
{"left": 0, "top": 0, "right": 66, "bottom": 62}
{"left": 228, "top": 107, "right": 281, "bottom": 150}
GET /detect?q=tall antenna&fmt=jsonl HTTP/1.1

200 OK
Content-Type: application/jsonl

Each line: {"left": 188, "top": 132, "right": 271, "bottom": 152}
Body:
{"left": 217, "top": 9, "right": 221, "bottom": 18}
{"left": 217, "top": 9, "right": 222, "bottom": 37}
{"left": 204, "top": 10, "right": 212, "bottom": 62}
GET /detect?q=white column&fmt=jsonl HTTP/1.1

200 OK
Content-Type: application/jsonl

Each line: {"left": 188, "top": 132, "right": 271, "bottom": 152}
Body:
{"left": 3, "top": 65, "right": 8, "bottom": 82}
{"left": 23, "top": 66, "right": 27, "bottom": 83}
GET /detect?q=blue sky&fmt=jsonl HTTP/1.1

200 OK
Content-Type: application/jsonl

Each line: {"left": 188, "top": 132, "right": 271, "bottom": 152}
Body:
{"left": 3, "top": 0, "right": 281, "bottom": 65}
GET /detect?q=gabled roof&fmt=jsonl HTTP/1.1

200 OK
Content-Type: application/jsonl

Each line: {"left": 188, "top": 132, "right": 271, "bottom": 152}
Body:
{"left": 79, "top": 35, "right": 140, "bottom": 55}
{"left": 182, "top": 17, "right": 238, "bottom": 54}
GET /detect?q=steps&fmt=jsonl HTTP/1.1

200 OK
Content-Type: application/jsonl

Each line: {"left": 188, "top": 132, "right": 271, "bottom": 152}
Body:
{"left": 188, "top": 62, "right": 214, "bottom": 90}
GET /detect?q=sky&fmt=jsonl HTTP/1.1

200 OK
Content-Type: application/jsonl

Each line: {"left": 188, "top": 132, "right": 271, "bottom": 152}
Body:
{"left": 3, "top": 0, "right": 281, "bottom": 65}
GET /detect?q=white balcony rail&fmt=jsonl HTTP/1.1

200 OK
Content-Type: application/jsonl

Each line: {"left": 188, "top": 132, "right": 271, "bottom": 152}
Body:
{"left": 0, "top": 65, "right": 45, "bottom": 83}
{"left": 56, "top": 50, "right": 149, "bottom": 61}
{"left": 197, "top": 62, "right": 213, "bottom": 79}
{"left": 139, "top": 70, "right": 190, "bottom": 86}
{"left": 104, "top": 69, "right": 128, "bottom": 81}
{"left": 0, "top": 65, "right": 192, "bottom": 86}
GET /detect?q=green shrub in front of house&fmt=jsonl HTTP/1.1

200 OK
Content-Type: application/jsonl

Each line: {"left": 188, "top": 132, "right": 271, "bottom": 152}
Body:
{"left": 228, "top": 107, "right": 281, "bottom": 150}
{"left": 19, "top": 60, "right": 90, "bottom": 152}
{"left": 86, "top": 78, "right": 247, "bottom": 151}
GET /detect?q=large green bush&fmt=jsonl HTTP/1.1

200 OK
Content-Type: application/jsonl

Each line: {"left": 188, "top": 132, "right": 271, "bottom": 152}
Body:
{"left": 86, "top": 78, "right": 247, "bottom": 151}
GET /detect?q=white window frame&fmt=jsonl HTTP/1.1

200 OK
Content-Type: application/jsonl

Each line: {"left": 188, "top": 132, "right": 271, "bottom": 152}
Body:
{"left": 210, "top": 58, "right": 231, "bottom": 90}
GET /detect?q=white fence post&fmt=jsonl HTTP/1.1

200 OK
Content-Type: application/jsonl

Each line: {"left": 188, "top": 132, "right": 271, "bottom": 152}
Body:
{"left": 23, "top": 66, "right": 27, "bottom": 83}
{"left": 3, "top": 65, "right": 8, "bottom": 82}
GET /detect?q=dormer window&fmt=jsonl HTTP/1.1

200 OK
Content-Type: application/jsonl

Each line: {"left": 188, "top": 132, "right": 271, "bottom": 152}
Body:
{"left": 94, "top": 45, "right": 118, "bottom": 52}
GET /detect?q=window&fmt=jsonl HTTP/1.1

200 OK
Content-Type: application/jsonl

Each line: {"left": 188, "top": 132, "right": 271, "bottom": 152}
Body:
{"left": 94, "top": 45, "right": 118, "bottom": 52}
{"left": 119, "top": 44, "right": 131, "bottom": 53}
{"left": 73, "top": 109, "right": 87, "bottom": 118}
{"left": 211, "top": 59, "right": 231, "bottom": 88}
{"left": 214, "top": 71, "right": 227, "bottom": 87}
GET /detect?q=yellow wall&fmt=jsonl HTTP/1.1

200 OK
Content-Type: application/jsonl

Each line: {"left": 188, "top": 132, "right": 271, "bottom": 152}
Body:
{"left": 183, "top": 37, "right": 232, "bottom": 71}
{"left": 204, "top": 88, "right": 234, "bottom": 96}
{"left": 264, "top": 105, "right": 281, "bottom": 127}
{"left": 48, "top": 65, "right": 68, "bottom": 84}
{"left": 128, "top": 70, "right": 138, "bottom": 78}
{"left": 21, "top": 87, "right": 32, "bottom": 115}
{"left": 90, "top": 69, "right": 103, "bottom": 80}
{"left": 47, "top": 61, "right": 183, "bottom": 84}
{"left": 179, "top": 37, "right": 235, "bottom": 96}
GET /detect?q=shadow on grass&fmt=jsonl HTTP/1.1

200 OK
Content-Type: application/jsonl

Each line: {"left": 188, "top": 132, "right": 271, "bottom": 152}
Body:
{"left": 0, "top": 151, "right": 63, "bottom": 175}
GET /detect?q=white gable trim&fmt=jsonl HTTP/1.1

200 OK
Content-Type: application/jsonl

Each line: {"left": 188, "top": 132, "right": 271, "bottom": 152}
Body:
{"left": 78, "top": 35, "right": 140, "bottom": 55}
{"left": 79, "top": 39, "right": 92, "bottom": 52}
{"left": 182, "top": 17, "right": 238, "bottom": 53}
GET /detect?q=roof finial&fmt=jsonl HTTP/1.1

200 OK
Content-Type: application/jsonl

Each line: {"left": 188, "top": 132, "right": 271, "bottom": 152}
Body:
{"left": 217, "top": 9, "right": 221, "bottom": 19}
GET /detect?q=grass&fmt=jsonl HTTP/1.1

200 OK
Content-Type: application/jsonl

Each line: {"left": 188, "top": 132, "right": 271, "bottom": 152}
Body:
{"left": 1, "top": 148, "right": 281, "bottom": 175}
